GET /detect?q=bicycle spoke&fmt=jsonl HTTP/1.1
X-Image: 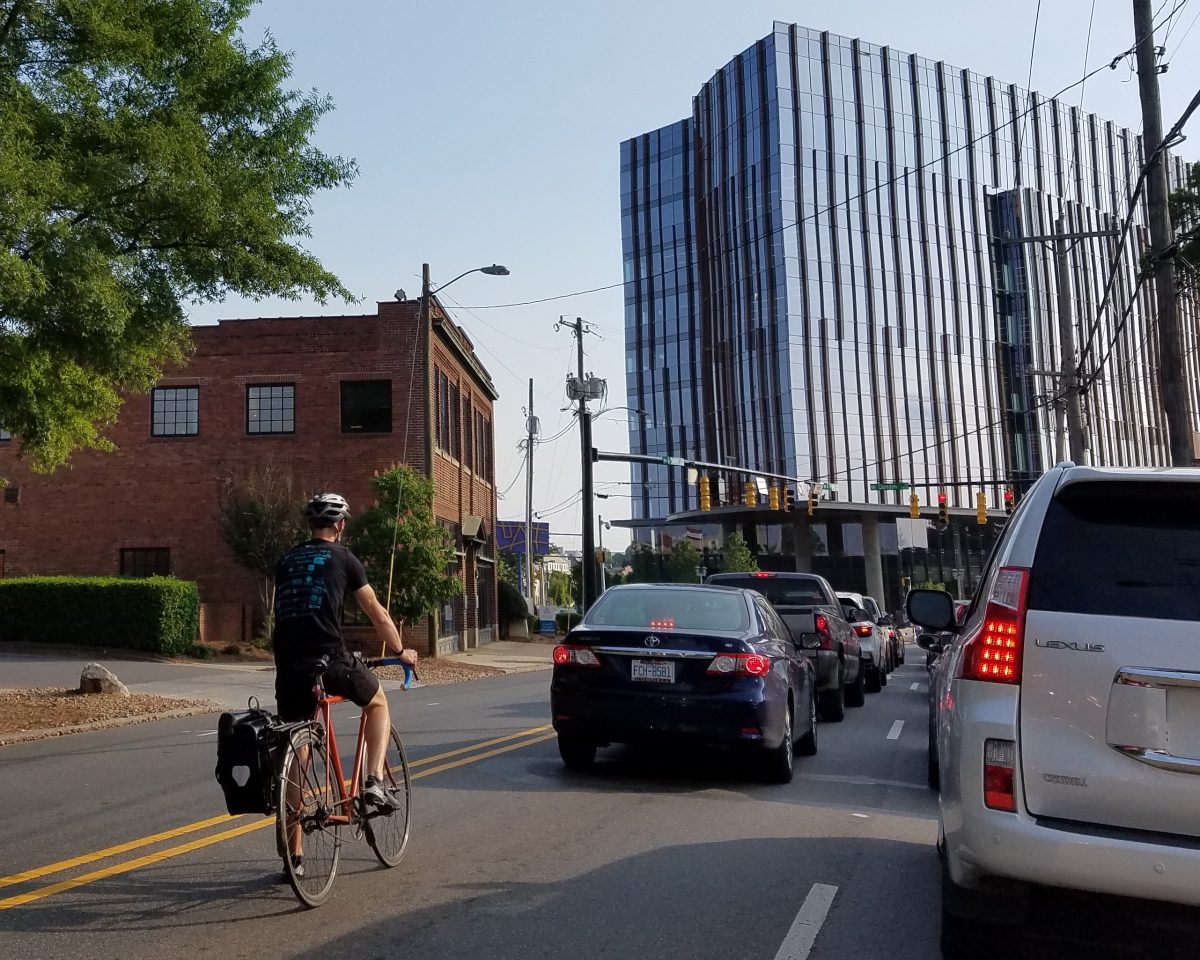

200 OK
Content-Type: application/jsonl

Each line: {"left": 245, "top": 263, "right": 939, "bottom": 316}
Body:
{"left": 277, "top": 730, "right": 340, "bottom": 907}
{"left": 364, "top": 725, "right": 411, "bottom": 867}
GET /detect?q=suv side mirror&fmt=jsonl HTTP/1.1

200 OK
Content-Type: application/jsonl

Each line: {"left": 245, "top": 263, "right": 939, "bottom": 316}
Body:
{"left": 799, "top": 632, "right": 822, "bottom": 650}
{"left": 916, "top": 633, "right": 939, "bottom": 651}
{"left": 907, "top": 589, "right": 956, "bottom": 632}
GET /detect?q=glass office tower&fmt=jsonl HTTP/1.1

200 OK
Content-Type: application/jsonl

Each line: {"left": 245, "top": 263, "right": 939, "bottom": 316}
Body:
{"left": 622, "top": 21, "right": 1196, "bottom": 527}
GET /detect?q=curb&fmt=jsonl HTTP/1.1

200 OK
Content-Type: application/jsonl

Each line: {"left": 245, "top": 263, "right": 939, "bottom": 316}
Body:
{"left": 0, "top": 704, "right": 222, "bottom": 747}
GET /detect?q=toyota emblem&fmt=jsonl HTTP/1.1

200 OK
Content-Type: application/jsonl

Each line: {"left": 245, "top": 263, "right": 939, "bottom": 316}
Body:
{"left": 644, "top": 635, "right": 662, "bottom": 647}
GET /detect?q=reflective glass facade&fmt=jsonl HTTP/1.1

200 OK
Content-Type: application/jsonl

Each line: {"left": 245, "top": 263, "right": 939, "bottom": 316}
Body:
{"left": 622, "top": 22, "right": 1197, "bottom": 523}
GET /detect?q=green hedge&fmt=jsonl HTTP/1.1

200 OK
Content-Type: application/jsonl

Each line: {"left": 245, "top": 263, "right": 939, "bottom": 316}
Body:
{"left": 555, "top": 611, "right": 582, "bottom": 634}
{"left": 0, "top": 577, "right": 201, "bottom": 655}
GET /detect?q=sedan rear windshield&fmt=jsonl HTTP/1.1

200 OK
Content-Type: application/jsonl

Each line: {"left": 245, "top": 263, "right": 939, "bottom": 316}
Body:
{"left": 586, "top": 588, "right": 749, "bottom": 632}
{"left": 1029, "top": 480, "right": 1200, "bottom": 622}
{"left": 709, "top": 576, "right": 827, "bottom": 607}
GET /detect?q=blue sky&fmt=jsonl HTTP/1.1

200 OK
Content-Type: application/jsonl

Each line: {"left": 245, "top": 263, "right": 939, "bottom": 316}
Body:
{"left": 187, "top": 1, "right": 1200, "bottom": 550}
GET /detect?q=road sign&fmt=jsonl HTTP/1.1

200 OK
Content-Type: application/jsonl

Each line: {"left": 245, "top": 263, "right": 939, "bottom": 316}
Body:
{"left": 661, "top": 456, "right": 686, "bottom": 467}
{"left": 870, "top": 482, "right": 911, "bottom": 491}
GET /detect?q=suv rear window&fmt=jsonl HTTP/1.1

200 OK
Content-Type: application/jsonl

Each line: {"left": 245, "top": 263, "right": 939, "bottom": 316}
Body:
{"left": 708, "top": 575, "right": 827, "bottom": 607}
{"left": 586, "top": 588, "right": 749, "bottom": 632}
{"left": 1029, "top": 481, "right": 1200, "bottom": 622}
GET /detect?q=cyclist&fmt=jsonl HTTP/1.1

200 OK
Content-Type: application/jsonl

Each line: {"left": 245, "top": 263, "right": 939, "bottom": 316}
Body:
{"left": 273, "top": 493, "right": 417, "bottom": 874}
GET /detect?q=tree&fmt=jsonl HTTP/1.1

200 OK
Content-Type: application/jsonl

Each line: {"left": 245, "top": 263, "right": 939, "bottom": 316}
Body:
{"left": 547, "top": 570, "right": 573, "bottom": 607}
{"left": 216, "top": 463, "right": 307, "bottom": 642}
{"left": 722, "top": 532, "right": 758, "bottom": 573}
{"left": 0, "top": 1, "right": 357, "bottom": 471}
{"left": 624, "top": 542, "right": 659, "bottom": 584}
{"left": 1169, "top": 162, "right": 1200, "bottom": 270}
{"left": 666, "top": 540, "right": 701, "bottom": 583}
{"left": 346, "top": 466, "right": 461, "bottom": 649}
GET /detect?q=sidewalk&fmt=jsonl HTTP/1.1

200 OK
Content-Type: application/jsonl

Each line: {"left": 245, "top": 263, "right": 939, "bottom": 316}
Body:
{"left": 1, "top": 639, "right": 553, "bottom": 713}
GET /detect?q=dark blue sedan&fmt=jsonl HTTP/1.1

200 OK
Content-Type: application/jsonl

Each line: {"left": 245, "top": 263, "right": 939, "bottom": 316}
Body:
{"left": 550, "top": 583, "right": 818, "bottom": 783}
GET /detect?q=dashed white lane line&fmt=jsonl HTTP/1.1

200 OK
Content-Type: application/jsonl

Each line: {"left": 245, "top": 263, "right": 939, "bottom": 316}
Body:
{"left": 886, "top": 720, "right": 905, "bottom": 740}
{"left": 195, "top": 730, "right": 218, "bottom": 738}
{"left": 772, "top": 883, "right": 838, "bottom": 960}
{"left": 910, "top": 682, "right": 920, "bottom": 691}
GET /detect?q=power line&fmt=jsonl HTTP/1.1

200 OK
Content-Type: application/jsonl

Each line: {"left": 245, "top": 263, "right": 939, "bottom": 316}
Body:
{"left": 459, "top": 281, "right": 624, "bottom": 310}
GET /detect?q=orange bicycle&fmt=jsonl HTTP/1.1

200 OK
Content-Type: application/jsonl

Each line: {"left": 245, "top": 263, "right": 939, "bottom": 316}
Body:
{"left": 275, "top": 654, "right": 412, "bottom": 907}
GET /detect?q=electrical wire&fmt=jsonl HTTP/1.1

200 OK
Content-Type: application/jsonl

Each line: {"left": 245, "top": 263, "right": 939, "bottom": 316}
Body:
{"left": 458, "top": 281, "right": 624, "bottom": 310}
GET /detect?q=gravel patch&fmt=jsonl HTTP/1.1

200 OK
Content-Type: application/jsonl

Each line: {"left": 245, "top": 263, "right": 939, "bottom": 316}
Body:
{"left": 0, "top": 687, "right": 218, "bottom": 738}
{"left": 375, "top": 659, "right": 504, "bottom": 686}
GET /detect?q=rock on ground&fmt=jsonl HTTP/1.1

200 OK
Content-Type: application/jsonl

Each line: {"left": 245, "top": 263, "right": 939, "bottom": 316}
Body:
{"left": 79, "top": 662, "right": 131, "bottom": 697}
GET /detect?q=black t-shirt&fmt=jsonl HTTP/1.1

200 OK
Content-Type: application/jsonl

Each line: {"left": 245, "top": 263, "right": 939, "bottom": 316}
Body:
{"left": 273, "top": 540, "right": 369, "bottom": 657}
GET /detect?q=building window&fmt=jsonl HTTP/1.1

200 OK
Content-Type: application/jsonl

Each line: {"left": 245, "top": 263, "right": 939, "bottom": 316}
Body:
{"left": 435, "top": 369, "right": 453, "bottom": 452}
{"left": 247, "top": 384, "right": 295, "bottom": 434}
{"left": 464, "top": 408, "right": 474, "bottom": 472}
{"left": 474, "top": 412, "right": 492, "bottom": 482}
{"left": 340, "top": 380, "right": 392, "bottom": 433}
{"left": 120, "top": 548, "right": 171, "bottom": 578}
{"left": 151, "top": 387, "right": 199, "bottom": 437}
{"left": 0, "top": 428, "right": 11, "bottom": 442}
{"left": 3, "top": 486, "right": 18, "bottom": 505}
{"left": 449, "top": 382, "right": 461, "bottom": 459}
{"left": 0, "top": 549, "right": 5, "bottom": 578}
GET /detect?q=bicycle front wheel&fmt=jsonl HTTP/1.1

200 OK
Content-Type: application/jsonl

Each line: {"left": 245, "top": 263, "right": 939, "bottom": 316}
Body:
{"left": 277, "top": 726, "right": 341, "bottom": 907}
{"left": 363, "top": 725, "right": 412, "bottom": 867}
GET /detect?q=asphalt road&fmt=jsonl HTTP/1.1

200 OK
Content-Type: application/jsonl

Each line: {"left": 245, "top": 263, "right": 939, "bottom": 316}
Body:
{"left": 0, "top": 658, "right": 948, "bottom": 959}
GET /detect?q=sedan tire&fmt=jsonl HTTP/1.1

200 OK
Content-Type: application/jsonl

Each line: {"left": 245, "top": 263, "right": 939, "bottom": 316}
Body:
{"left": 557, "top": 733, "right": 597, "bottom": 772}
{"left": 865, "top": 663, "right": 882, "bottom": 693}
{"left": 762, "top": 703, "right": 795, "bottom": 784}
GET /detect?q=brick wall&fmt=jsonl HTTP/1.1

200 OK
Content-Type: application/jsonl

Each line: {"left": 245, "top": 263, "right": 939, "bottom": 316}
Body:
{"left": 0, "top": 301, "right": 498, "bottom": 654}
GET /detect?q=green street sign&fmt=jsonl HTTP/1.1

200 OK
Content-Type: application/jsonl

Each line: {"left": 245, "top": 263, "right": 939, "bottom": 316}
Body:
{"left": 870, "top": 482, "right": 911, "bottom": 491}
{"left": 662, "top": 456, "right": 686, "bottom": 467}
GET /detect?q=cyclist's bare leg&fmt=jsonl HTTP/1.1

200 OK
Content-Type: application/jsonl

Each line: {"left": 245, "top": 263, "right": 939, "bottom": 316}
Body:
{"left": 363, "top": 686, "right": 390, "bottom": 780}
{"left": 287, "top": 743, "right": 309, "bottom": 858}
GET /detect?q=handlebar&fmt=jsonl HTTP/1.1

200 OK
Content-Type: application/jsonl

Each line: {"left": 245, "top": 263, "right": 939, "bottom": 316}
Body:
{"left": 361, "top": 655, "right": 418, "bottom": 690}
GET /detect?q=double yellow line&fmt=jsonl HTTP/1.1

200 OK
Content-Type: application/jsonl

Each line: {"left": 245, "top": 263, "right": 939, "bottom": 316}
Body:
{"left": 0, "top": 724, "right": 554, "bottom": 910}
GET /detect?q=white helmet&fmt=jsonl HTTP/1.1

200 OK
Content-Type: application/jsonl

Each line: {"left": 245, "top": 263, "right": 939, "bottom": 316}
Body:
{"left": 304, "top": 492, "right": 350, "bottom": 526}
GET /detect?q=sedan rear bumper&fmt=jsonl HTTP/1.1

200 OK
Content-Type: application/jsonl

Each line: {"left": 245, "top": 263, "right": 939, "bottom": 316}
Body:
{"left": 551, "top": 679, "right": 787, "bottom": 749}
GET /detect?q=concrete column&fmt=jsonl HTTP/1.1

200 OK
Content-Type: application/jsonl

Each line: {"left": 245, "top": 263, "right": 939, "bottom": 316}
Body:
{"left": 862, "top": 512, "right": 886, "bottom": 605}
{"left": 792, "top": 517, "right": 812, "bottom": 573}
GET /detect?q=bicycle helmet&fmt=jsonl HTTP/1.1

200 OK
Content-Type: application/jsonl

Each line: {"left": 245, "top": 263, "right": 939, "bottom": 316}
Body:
{"left": 304, "top": 492, "right": 351, "bottom": 526}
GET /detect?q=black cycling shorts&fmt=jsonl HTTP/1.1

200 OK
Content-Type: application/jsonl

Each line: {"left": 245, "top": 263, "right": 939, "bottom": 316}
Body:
{"left": 275, "top": 650, "right": 381, "bottom": 722}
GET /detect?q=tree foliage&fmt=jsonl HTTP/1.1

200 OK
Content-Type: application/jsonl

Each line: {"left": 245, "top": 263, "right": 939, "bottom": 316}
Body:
{"left": 666, "top": 540, "right": 701, "bottom": 583}
{"left": 1169, "top": 162, "right": 1200, "bottom": 270}
{"left": 346, "top": 466, "right": 461, "bottom": 628}
{"left": 216, "top": 462, "right": 306, "bottom": 638}
{"left": 0, "top": 0, "right": 357, "bottom": 469}
{"left": 722, "top": 532, "right": 758, "bottom": 573}
{"left": 623, "top": 542, "right": 659, "bottom": 584}
{"left": 547, "top": 569, "right": 573, "bottom": 607}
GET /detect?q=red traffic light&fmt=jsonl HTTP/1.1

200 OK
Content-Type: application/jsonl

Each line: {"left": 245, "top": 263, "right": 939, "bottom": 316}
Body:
{"left": 937, "top": 491, "right": 948, "bottom": 506}
{"left": 1003, "top": 488, "right": 1015, "bottom": 505}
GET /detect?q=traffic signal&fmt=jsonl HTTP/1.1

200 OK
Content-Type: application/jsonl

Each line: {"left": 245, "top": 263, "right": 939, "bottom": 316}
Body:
{"left": 1004, "top": 487, "right": 1015, "bottom": 515}
{"left": 744, "top": 482, "right": 758, "bottom": 508}
{"left": 976, "top": 491, "right": 988, "bottom": 525}
{"left": 807, "top": 488, "right": 817, "bottom": 517}
{"left": 782, "top": 486, "right": 794, "bottom": 513}
{"left": 909, "top": 493, "right": 920, "bottom": 519}
{"left": 595, "top": 548, "right": 606, "bottom": 566}
{"left": 937, "top": 491, "right": 949, "bottom": 528}
{"left": 768, "top": 485, "right": 780, "bottom": 511}
{"left": 698, "top": 475, "right": 712, "bottom": 512}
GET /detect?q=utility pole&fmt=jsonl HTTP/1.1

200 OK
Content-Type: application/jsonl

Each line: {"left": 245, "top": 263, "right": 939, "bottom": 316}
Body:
{"left": 1133, "top": 0, "right": 1193, "bottom": 466}
{"left": 523, "top": 379, "right": 537, "bottom": 613}
{"left": 597, "top": 516, "right": 608, "bottom": 596}
{"left": 561, "top": 317, "right": 600, "bottom": 612}
{"left": 1005, "top": 221, "right": 1118, "bottom": 464}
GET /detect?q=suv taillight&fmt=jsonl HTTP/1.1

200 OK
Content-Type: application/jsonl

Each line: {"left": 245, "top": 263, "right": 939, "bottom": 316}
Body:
{"left": 707, "top": 653, "right": 771, "bottom": 677}
{"left": 552, "top": 645, "right": 600, "bottom": 668}
{"left": 959, "top": 567, "right": 1029, "bottom": 684}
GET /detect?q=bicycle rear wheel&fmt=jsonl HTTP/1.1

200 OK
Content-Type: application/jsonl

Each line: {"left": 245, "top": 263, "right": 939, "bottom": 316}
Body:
{"left": 363, "top": 725, "right": 411, "bottom": 867}
{"left": 277, "top": 727, "right": 341, "bottom": 907}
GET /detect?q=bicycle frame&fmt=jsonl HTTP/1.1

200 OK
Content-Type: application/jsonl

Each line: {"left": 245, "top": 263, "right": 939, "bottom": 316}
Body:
{"left": 310, "top": 692, "right": 367, "bottom": 827}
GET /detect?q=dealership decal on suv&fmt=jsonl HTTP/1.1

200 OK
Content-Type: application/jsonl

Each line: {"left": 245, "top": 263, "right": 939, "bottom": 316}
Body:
{"left": 1034, "top": 639, "right": 1106, "bottom": 653}
{"left": 1043, "top": 773, "right": 1089, "bottom": 787}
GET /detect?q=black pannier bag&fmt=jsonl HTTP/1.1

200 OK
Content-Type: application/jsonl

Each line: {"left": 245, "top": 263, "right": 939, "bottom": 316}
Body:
{"left": 214, "top": 699, "right": 285, "bottom": 815}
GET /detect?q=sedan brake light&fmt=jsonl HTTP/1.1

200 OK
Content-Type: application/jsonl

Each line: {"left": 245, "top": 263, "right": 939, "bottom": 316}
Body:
{"left": 707, "top": 652, "right": 771, "bottom": 677}
{"left": 853, "top": 623, "right": 873, "bottom": 638}
{"left": 552, "top": 645, "right": 600, "bottom": 668}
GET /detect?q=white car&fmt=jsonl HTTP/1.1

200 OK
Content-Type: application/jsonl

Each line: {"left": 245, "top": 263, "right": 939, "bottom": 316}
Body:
{"left": 909, "top": 465, "right": 1200, "bottom": 957}
{"left": 837, "top": 591, "right": 890, "bottom": 692}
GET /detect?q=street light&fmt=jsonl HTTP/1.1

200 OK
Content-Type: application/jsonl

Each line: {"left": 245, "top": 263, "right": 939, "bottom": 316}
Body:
{"left": 415, "top": 262, "right": 509, "bottom": 651}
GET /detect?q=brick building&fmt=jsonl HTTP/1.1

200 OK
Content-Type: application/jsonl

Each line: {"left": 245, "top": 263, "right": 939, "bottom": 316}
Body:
{"left": 0, "top": 299, "right": 500, "bottom": 656}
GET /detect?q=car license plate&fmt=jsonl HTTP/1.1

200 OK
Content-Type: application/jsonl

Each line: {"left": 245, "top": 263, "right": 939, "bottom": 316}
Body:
{"left": 631, "top": 659, "right": 675, "bottom": 683}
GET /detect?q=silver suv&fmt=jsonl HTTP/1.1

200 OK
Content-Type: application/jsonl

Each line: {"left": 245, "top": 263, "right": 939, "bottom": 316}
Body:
{"left": 908, "top": 465, "right": 1200, "bottom": 958}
